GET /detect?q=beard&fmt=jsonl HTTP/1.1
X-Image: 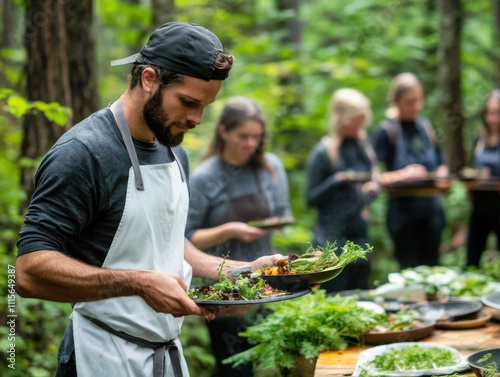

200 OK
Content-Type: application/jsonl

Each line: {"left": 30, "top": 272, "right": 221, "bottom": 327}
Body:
{"left": 143, "top": 89, "right": 195, "bottom": 147}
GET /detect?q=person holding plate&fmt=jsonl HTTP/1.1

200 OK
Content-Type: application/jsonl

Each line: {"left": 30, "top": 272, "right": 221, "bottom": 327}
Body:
{"left": 305, "top": 88, "right": 379, "bottom": 292}
{"left": 466, "top": 90, "right": 500, "bottom": 267}
{"left": 15, "top": 23, "right": 284, "bottom": 377}
{"left": 185, "top": 96, "right": 292, "bottom": 377}
{"left": 372, "top": 72, "right": 448, "bottom": 270}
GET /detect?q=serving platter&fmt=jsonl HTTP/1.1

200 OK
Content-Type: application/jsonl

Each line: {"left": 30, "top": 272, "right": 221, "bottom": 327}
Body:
{"left": 461, "top": 178, "right": 500, "bottom": 191}
{"left": 352, "top": 342, "right": 469, "bottom": 377}
{"left": 383, "top": 178, "right": 452, "bottom": 196}
{"left": 262, "top": 266, "right": 345, "bottom": 291}
{"left": 436, "top": 311, "right": 492, "bottom": 329}
{"left": 360, "top": 319, "right": 436, "bottom": 345}
{"left": 247, "top": 216, "right": 295, "bottom": 229}
{"left": 342, "top": 171, "right": 372, "bottom": 183}
{"left": 193, "top": 288, "right": 311, "bottom": 317}
{"left": 482, "top": 292, "right": 500, "bottom": 321}
{"left": 467, "top": 347, "right": 500, "bottom": 376}
{"left": 407, "top": 300, "right": 483, "bottom": 322}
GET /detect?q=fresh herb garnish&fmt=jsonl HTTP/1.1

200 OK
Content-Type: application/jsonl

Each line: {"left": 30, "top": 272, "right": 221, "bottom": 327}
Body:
{"left": 259, "top": 240, "right": 372, "bottom": 276}
{"left": 188, "top": 255, "right": 287, "bottom": 301}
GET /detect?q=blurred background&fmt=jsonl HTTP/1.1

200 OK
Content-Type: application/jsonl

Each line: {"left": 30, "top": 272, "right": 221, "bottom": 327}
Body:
{"left": 0, "top": 0, "right": 499, "bottom": 375}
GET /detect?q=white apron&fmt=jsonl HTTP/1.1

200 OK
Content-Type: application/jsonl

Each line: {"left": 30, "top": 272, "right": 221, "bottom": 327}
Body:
{"left": 72, "top": 99, "right": 192, "bottom": 377}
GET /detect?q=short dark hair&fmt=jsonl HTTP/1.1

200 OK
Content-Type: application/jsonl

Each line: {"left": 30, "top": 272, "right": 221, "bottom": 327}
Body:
{"left": 128, "top": 64, "right": 184, "bottom": 90}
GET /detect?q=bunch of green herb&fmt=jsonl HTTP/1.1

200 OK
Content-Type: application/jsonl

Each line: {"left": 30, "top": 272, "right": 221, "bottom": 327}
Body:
{"left": 289, "top": 240, "right": 372, "bottom": 273}
{"left": 223, "top": 290, "right": 379, "bottom": 372}
{"left": 361, "top": 345, "right": 459, "bottom": 373}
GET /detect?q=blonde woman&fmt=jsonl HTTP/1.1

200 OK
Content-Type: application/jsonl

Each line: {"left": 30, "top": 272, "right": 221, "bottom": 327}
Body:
{"left": 372, "top": 72, "right": 448, "bottom": 270}
{"left": 306, "top": 88, "right": 379, "bottom": 292}
{"left": 466, "top": 90, "right": 500, "bottom": 267}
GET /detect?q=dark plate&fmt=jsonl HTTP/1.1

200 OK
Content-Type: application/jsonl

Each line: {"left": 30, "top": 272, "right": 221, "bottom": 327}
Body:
{"left": 343, "top": 171, "right": 372, "bottom": 183}
{"left": 482, "top": 292, "right": 500, "bottom": 321}
{"left": 361, "top": 319, "right": 436, "bottom": 345}
{"left": 247, "top": 216, "right": 295, "bottom": 229}
{"left": 193, "top": 288, "right": 311, "bottom": 317}
{"left": 467, "top": 347, "right": 500, "bottom": 377}
{"left": 461, "top": 177, "right": 500, "bottom": 191}
{"left": 436, "top": 311, "right": 491, "bottom": 329}
{"left": 407, "top": 300, "right": 483, "bottom": 322}
{"left": 263, "top": 266, "right": 345, "bottom": 291}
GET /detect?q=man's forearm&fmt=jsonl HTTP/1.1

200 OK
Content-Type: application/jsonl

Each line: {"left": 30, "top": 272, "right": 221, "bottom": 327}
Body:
{"left": 184, "top": 238, "right": 282, "bottom": 280}
{"left": 16, "top": 250, "right": 143, "bottom": 302}
{"left": 184, "top": 238, "right": 250, "bottom": 280}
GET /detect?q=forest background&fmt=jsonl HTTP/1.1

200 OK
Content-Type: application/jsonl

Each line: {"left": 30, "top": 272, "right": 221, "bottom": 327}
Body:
{"left": 1, "top": 0, "right": 499, "bottom": 376}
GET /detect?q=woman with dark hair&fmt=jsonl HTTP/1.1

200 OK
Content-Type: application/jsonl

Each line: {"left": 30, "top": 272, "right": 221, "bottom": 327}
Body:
{"left": 372, "top": 72, "right": 448, "bottom": 270}
{"left": 466, "top": 90, "right": 500, "bottom": 267}
{"left": 306, "top": 88, "right": 379, "bottom": 292}
{"left": 186, "top": 96, "right": 291, "bottom": 377}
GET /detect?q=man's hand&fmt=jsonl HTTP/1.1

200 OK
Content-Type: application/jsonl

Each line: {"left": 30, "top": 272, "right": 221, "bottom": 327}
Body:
{"left": 134, "top": 270, "right": 205, "bottom": 317}
{"left": 249, "top": 253, "right": 284, "bottom": 272}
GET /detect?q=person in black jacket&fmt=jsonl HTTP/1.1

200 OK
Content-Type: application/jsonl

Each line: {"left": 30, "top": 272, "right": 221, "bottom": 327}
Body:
{"left": 372, "top": 72, "right": 448, "bottom": 270}
{"left": 306, "top": 88, "right": 379, "bottom": 292}
{"left": 466, "top": 90, "right": 500, "bottom": 267}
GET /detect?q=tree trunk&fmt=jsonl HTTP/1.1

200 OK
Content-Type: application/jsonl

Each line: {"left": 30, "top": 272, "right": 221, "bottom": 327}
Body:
{"left": 0, "top": 0, "right": 20, "bottom": 87}
{"left": 437, "top": 0, "right": 465, "bottom": 174}
{"left": 152, "top": 0, "right": 175, "bottom": 26}
{"left": 275, "top": 0, "right": 303, "bottom": 156}
{"left": 493, "top": 0, "right": 500, "bottom": 83}
{"left": 21, "top": 0, "right": 98, "bottom": 206}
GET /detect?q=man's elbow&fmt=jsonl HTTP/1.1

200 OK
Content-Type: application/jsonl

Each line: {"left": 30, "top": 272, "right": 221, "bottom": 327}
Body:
{"left": 15, "top": 255, "right": 37, "bottom": 298}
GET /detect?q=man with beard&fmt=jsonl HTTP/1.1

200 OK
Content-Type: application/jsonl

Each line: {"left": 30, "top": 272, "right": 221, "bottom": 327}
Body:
{"left": 15, "top": 22, "right": 282, "bottom": 377}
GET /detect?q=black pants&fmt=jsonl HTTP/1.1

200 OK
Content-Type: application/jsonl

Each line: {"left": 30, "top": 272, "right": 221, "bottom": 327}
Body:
{"left": 466, "top": 191, "right": 500, "bottom": 267}
{"left": 313, "top": 215, "right": 370, "bottom": 293}
{"left": 206, "top": 308, "right": 268, "bottom": 377}
{"left": 466, "top": 213, "right": 500, "bottom": 267}
{"left": 55, "top": 350, "right": 77, "bottom": 377}
{"left": 387, "top": 197, "right": 445, "bottom": 270}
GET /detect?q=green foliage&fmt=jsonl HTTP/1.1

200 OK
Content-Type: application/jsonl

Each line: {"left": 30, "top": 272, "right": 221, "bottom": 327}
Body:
{"left": 3, "top": 0, "right": 499, "bottom": 375}
{"left": 223, "top": 290, "right": 377, "bottom": 373}
{"left": 0, "top": 89, "right": 72, "bottom": 125}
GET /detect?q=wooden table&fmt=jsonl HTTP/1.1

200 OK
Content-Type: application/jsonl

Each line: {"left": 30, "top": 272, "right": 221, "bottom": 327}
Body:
{"left": 314, "top": 317, "right": 500, "bottom": 376}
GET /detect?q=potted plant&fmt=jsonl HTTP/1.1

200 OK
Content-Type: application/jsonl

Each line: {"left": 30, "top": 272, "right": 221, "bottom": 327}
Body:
{"left": 223, "top": 290, "right": 379, "bottom": 377}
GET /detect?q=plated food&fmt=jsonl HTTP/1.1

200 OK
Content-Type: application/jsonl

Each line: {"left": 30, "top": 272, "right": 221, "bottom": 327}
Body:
{"left": 189, "top": 260, "right": 312, "bottom": 316}
{"left": 352, "top": 342, "right": 468, "bottom": 376}
{"left": 361, "top": 311, "right": 435, "bottom": 345}
{"left": 191, "top": 288, "right": 311, "bottom": 317}
{"left": 247, "top": 216, "right": 295, "bottom": 229}
{"left": 467, "top": 347, "right": 500, "bottom": 377}
{"left": 255, "top": 241, "right": 372, "bottom": 290}
{"left": 385, "top": 265, "right": 500, "bottom": 300}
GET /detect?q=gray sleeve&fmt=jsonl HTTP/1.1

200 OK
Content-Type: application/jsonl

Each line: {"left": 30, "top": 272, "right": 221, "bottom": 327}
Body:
{"left": 267, "top": 154, "right": 292, "bottom": 217}
{"left": 17, "top": 139, "right": 107, "bottom": 256}
{"left": 305, "top": 143, "right": 341, "bottom": 208}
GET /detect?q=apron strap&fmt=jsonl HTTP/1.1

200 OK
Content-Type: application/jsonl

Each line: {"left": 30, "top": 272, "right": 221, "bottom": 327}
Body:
{"left": 82, "top": 314, "right": 183, "bottom": 377}
{"left": 115, "top": 98, "right": 145, "bottom": 190}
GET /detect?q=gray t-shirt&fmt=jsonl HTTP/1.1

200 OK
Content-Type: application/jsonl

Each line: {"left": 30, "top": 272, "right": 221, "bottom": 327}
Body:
{"left": 185, "top": 153, "right": 291, "bottom": 259}
{"left": 16, "top": 107, "right": 189, "bottom": 266}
